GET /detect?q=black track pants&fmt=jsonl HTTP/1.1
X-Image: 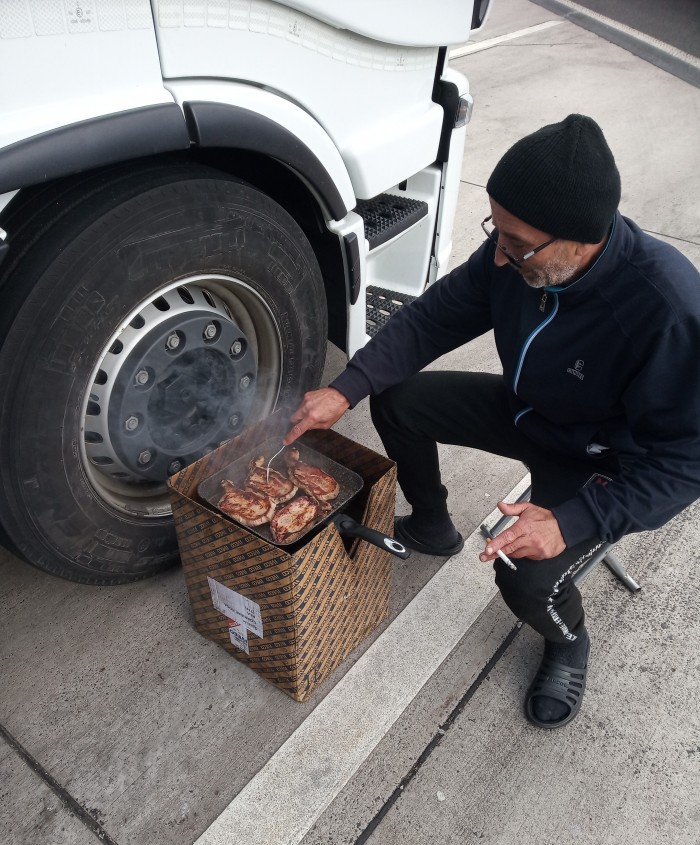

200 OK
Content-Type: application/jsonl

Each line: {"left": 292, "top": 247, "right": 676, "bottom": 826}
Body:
{"left": 370, "top": 371, "right": 618, "bottom": 644}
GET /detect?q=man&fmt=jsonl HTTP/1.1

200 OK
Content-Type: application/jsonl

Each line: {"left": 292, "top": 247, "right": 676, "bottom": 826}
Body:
{"left": 284, "top": 114, "right": 700, "bottom": 729}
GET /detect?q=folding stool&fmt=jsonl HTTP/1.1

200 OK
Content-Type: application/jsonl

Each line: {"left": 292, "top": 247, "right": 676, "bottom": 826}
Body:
{"left": 485, "top": 485, "right": 641, "bottom": 593}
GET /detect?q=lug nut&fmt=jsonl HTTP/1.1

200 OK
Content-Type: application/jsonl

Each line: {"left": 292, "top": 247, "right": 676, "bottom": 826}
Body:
{"left": 138, "top": 450, "right": 152, "bottom": 465}
{"left": 125, "top": 415, "right": 139, "bottom": 432}
{"left": 168, "top": 460, "right": 183, "bottom": 474}
{"left": 135, "top": 369, "right": 149, "bottom": 386}
{"left": 239, "top": 375, "right": 251, "bottom": 390}
{"left": 203, "top": 322, "right": 217, "bottom": 340}
{"left": 230, "top": 340, "right": 243, "bottom": 356}
{"left": 166, "top": 332, "right": 180, "bottom": 350}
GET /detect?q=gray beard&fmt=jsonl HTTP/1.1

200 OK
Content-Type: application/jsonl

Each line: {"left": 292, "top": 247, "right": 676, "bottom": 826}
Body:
{"left": 520, "top": 258, "right": 580, "bottom": 289}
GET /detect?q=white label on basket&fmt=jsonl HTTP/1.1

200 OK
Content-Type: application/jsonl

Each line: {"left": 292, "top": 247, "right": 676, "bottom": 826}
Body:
{"left": 208, "top": 577, "right": 264, "bottom": 638}
{"left": 227, "top": 618, "right": 250, "bottom": 654}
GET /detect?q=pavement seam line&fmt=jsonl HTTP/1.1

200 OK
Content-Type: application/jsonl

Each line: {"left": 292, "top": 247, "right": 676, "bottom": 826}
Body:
{"left": 193, "top": 476, "right": 532, "bottom": 845}
{"left": 353, "top": 621, "right": 523, "bottom": 845}
{"left": 643, "top": 229, "right": 700, "bottom": 249}
{"left": 449, "top": 20, "right": 562, "bottom": 58}
{"left": 0, "top": 721, "right": 121, "bottom": 845}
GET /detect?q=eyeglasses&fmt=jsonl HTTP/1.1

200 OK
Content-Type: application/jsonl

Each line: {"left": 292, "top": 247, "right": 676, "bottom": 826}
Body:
{"left": 480, "top": 216, "right": 558, "bottom": 268}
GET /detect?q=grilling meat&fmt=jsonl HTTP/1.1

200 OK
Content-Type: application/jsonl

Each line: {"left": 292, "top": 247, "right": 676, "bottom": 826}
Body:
{"left": 245, "top": 455, "right": 298, "bottom": 504}
{"left": 217, "top": 480, "right": 276, "bottom": 527}
{"left": 270, "top": 495, "right": 330, "bottom": 544}
{"left": 285, "top": 448, "right": 340, "bottom": 501}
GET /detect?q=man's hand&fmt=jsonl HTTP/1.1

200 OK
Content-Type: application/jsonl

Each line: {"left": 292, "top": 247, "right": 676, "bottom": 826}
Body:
{"left": 284, "top": 388, "right": 350, "bottom": 445}
{"left": 479, "top": 501, "right": 566, "bottom": 562}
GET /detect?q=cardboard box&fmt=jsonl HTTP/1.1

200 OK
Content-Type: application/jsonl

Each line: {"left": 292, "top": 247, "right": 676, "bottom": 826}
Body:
{"left": 167, "top": 410, "right": 395, "bottom": 702}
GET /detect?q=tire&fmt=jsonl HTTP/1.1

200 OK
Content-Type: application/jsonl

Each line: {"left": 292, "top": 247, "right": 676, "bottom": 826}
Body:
{"left": 0, "top": 164, "right": 327, "bottom": 584}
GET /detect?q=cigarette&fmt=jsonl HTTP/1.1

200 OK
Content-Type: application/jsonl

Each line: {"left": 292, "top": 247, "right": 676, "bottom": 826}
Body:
{"left": 494, "top": 548, "right": 517, "bottom": 571}
{"left": 479, "top": 524, "right": 518, "bottom": 571}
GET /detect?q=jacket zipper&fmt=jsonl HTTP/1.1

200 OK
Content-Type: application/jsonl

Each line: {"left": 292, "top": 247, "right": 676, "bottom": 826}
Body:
{"left": 513, "top": 290, "right": 559, "bottom": 396}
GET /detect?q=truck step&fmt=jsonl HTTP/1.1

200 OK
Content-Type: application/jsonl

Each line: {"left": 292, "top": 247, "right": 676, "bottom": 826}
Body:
{"left": 356, "top": 194, "right": 428, "bottom": 250}
{"left": 366, "top": 286, "right": 417, "bottom": 337}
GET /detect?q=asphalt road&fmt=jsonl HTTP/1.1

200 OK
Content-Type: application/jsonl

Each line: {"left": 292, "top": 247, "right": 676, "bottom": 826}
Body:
{"left": 573, "top": 0, "right": 700, "bottom": 57}
{"left": 532, "top": 0, "right": 700, "bottom": 86}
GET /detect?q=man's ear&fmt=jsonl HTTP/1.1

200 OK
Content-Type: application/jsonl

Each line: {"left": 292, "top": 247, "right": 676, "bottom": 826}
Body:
{"left": 573, "top": 238, "right": 605, "bottom": 261}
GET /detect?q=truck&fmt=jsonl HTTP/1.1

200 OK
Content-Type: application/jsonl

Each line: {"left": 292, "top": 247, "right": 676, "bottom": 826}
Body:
{"left": 0, "top": 0, "right": 491, "bottom": 584}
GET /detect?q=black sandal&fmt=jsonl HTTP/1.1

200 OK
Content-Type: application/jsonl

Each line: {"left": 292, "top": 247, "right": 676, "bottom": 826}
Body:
{"left": 525, "top": 640, "right": 590, "bottom": 729}
{"left": 393, "top": 516, "right": 464, "bottom": 557}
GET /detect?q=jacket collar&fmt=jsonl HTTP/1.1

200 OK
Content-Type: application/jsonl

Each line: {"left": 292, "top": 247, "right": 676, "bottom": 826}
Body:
{"left": 544, "top": 211, "right": 626, "bottom": 295}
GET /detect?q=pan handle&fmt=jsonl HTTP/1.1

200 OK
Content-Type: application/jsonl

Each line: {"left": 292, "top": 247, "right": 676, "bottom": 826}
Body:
{"left": 331, "top": 514, "right": 411, "bottom": 560}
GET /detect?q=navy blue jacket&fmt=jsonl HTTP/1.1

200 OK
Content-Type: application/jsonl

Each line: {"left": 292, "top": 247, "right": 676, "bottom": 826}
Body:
{"left": 332, "top": 213, "right": 700, "bottom": 547}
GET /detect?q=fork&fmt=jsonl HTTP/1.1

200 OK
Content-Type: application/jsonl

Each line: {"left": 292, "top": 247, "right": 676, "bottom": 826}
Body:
{"left": 265, "top": 444, "right": 286, "bottom": 482}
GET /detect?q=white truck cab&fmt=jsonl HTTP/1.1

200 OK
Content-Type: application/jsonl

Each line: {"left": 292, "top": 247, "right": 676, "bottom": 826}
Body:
{"left": 0, "top": 0, "right": 491, "bottom": 583}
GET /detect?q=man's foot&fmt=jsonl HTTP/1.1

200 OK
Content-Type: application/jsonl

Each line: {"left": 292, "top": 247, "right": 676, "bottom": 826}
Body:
{"left": 394, "top": 515, "right": 464, "bottom": 556}
{"left": 524, "top": 629, "right": 590, "bottom": 729}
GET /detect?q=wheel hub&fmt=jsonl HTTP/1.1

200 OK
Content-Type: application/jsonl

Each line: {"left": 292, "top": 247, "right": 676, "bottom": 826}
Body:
{"left": 83, "top": 284, "right": 257, "bottom": 485}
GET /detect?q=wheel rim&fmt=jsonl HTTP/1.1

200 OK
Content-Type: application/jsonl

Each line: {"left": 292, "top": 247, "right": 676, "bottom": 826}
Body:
{"left": 80, "top": 275, "right": 282, "bottom": 517}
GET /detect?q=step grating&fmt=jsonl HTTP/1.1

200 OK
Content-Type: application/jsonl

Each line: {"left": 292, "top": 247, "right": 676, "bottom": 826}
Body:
{"left": 366, "top": 286, "right": 417, "bottom": 337}
{"left": 355, "top": 194, "right": 428, "bottom": 250}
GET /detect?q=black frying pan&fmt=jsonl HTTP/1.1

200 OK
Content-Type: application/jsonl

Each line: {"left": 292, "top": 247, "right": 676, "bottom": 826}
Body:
{"left": 197, "top": 437, "right": 410, "bottom": 559}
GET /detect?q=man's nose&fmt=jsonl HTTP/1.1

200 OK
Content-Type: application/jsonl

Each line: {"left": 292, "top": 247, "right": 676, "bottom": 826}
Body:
{"left": 493, "top": 247, "right": 509, "bottom": 267}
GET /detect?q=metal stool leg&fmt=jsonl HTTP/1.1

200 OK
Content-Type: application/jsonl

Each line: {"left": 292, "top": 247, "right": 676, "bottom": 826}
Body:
{"left": 572, "top": 543, "right": 612, "bottom": 587}
{"left": 571, "top": 542, "right": 641, "bottom": 593}
{"left": 602, "top": 549, "right": 641, "bottom": 593}
{"left": 484, "top": 484, "right": 641, "bottom": 593}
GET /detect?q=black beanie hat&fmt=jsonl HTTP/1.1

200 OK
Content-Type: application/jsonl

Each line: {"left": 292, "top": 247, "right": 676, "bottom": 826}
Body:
{"left": 486, "top": 114, "right": 621, "bottom": 243}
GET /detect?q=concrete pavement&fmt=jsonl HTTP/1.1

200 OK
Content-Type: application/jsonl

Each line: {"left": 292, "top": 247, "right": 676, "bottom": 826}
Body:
{"left": 214, "top": 1, "right": 700, "bottom": 842}
{"left": 1, "top": 0, "right": 699, "bottom": 843}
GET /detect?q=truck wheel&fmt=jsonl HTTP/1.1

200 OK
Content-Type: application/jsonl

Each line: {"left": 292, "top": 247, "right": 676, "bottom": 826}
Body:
{"left": 0, "top": 165, "right": 327, "bottom": 584}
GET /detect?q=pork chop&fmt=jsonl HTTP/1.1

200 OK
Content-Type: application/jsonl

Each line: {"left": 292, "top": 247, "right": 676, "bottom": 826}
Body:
{"left": 270, "top": 495, "right": 327, "bottom": 544}
{"left": 245, "top": 455, "right": 298, "bottom": 503}
{"left": 284, "top": 448, "right": 340, "bottom": 501}
{"left": 217, "top": 480, "right": 276, "bottom": 527}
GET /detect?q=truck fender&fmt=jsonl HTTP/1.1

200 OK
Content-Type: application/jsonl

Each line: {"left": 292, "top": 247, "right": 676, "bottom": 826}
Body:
{"left": 167, "top": 80, "right": 355, "bottom": 220}
{"left": 0, "top": 103, "right": 190, "bottom": 195}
